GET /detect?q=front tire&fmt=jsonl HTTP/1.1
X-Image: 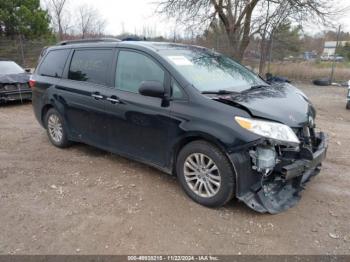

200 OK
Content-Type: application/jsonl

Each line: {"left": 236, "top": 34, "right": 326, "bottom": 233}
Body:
{"left": 45, "top": 108, "right": 70, "bottom": 148}
{"left": 176, "top": 140, "right": 235, "bottom": 207}
{"left": 346, "top": 101, "right": 350, "bottom": 110}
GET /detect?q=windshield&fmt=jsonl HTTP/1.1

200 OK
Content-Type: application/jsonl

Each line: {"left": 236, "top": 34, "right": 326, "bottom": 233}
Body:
{"left": 0, "top": 61, "right": 25, "bottom": 74}
{"left": 161, "top": 48, "right": 266, "bottom": 93}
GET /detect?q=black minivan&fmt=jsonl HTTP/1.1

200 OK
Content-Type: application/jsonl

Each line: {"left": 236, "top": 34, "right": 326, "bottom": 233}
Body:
{"left": 31, "top": 39, "right": 327, "bottom": 214}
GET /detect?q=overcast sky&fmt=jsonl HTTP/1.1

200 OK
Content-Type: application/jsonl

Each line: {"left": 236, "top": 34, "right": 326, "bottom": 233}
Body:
{"left": 60, "top": 0, "right": 174, "bottom": 37}
{"left": 57, "top": 0, "right": 350, "bottom": 37}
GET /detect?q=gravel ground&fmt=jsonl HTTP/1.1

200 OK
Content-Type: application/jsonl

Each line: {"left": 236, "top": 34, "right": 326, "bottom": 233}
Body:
{"left": 0, "top": 84, "right": 349, "bottom": 255}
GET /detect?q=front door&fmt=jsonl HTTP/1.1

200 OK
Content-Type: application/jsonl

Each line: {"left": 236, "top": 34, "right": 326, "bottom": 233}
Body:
{"left": 103, "top": 50, "right": 171, "bottom": 167}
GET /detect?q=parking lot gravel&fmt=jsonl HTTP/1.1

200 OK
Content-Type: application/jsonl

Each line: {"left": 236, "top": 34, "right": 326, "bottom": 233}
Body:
{"left": 0, "top": 84, "right": 349, "bottom": 255}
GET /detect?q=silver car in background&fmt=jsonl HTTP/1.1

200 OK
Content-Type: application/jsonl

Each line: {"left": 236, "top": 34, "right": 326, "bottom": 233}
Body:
{"left": 0, "top": 60, "right": 31, "bottom": 103}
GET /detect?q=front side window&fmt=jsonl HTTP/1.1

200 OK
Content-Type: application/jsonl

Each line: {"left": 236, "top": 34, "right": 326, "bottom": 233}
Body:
{"left": 38, "top": 49, "right": 70, "bottom": 78}
{"left": 160, "top": 48, "right": 266, "bottom": 93}
{"left": 171, "top": 80, "right": 184, "bottom": 99}
{"left": 116, "top": 50, "right": 165, "bottom": 93}
{"left": 68, "top": 49, "right": 113, "bottom": 85}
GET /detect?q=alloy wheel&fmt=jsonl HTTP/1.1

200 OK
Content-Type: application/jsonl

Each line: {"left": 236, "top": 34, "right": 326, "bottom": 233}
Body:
{"left": 183, "top": 153, "right": 221, "bottom": 198}
{"left": 47, "top": 114, "right": 63, "bottom": 143}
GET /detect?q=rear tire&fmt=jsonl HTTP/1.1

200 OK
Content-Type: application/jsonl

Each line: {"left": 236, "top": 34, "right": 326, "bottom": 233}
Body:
{"left": 346, "top": 101, "right": 350, "bottom": 110}
{"left": 45, "top": 108, "right": 71, "bottom": 148}
{"left": 176, "top": 140, "right": 235, "bottom": 207}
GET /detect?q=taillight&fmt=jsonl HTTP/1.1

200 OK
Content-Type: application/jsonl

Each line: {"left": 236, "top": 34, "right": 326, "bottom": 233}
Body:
{"left": 29, "top": 79, "right": 36, "bottom": 88}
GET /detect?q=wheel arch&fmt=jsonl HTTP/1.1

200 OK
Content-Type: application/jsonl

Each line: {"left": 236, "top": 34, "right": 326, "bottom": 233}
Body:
{"left": 170, "top": 132, "right": 231, "bottom": 176}
{"left": 41, "top": 96, "right": 65, "bottom": 128}
{"left": 41, "top": 104, "right": 54, "bottom": 128}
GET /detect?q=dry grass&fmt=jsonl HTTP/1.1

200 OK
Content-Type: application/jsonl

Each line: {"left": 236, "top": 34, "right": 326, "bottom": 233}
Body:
{"left": 269, "top": 62, "right": 350, "bottom": 82}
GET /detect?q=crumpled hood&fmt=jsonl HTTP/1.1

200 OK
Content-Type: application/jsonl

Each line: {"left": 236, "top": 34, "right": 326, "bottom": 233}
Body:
{"left": 213, "top": 83, "right": 315, "bottom": 127}
{"left": 0, "top": 73, "right": 29, "bottom": 84}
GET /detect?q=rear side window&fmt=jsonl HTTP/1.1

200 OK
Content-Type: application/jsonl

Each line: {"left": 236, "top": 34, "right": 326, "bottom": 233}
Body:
{"left": 38, "top": 49, "right": 70, "bottom": 78}
{"left": 68, "top": 49, "right": 113, "bottom": 86}
{"left": 116, "top": 50, "right": 164, "bottom": 93}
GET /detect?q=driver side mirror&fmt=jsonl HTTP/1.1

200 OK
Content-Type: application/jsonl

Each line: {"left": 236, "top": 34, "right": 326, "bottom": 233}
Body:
{"left": 139, "top": 81, "right": 165, "bottom": 98}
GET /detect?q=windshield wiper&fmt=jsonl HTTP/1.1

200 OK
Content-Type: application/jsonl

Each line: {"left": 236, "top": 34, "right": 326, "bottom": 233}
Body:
{"left": 201, "top": 90, "right": 237, "bottom": 95}
{"left": 250, "top": 84, "right": 270, "bottom": 90}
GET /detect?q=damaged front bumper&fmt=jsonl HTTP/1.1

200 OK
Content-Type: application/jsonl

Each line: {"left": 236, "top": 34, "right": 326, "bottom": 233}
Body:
{"left": 229, "top": 132, "right": 328, "bottom": 214}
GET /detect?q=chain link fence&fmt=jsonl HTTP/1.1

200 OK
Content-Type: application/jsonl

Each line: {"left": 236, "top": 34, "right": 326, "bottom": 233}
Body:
{"left": 182, "top": 34, "right": 262, "bottom": 72}
{"left": 0, "top": 37, "right": 49, "bottom": 69}
{"left": 1, "top": 35, "right": 349, "bottom": 82}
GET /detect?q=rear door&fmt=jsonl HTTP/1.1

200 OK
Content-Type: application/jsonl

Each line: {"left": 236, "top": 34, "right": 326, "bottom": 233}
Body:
{"left": 56, "top": 48, "right": 116, "bottom": 146}
{"left": 33, "top": 48, "right": 71, "bottom": 124}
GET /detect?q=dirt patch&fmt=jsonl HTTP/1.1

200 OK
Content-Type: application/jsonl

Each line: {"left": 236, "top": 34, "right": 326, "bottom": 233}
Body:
{"left": 0, "top": 84, "right": 349, "bottom": 255}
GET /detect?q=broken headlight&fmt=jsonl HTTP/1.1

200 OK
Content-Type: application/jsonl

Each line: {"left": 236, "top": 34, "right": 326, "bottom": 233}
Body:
{"left": 235, "top": 116, "right": 300, "bottom": 145}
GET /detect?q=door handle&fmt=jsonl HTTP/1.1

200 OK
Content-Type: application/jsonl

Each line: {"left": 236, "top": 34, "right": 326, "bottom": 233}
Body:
{"left": 91, "top": 93, "right": 104, "bottom": 100}
{"left": 106, "top": 96, "right": 121, "bottom": 104}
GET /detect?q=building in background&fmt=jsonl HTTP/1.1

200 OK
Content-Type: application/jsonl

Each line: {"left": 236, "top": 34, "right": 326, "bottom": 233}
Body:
{"left": 323, "top": 41, "right": 350, "bottom": 56}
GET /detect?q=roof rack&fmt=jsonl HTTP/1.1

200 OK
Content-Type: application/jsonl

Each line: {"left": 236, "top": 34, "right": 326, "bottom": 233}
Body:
{"left": 121, "top": 36, "right": 146, "bottom": 41}
{"left": 57, "top": 38, "right": 121, "bottom": 46}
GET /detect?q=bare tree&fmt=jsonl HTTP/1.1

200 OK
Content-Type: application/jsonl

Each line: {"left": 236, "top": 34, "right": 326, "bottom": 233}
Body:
{"left": 94, "top": 18, "right": 107, "bottom": 37}
{"left": 46, "top": 0, "right": 69, "bottom": 40}
{"left": 256, "top": 0, "right": 292, "bottom": 73}
{"left": 157, "top": 0, "right": 347, "bottom": 62}
{"left": 142, "top": 25, "right": 158, "bottom": 38}
{"left": 76, "top": 5, "right": 106, "bottom": 38}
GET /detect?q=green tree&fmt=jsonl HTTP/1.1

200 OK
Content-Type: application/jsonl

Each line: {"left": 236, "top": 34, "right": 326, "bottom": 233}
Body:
{"left": 0, "top": 0, "right": 51, "bottom": 39}
{"left": 336, "top": 42, "right": 350, "bottom": 61}
{"left": 271, "top": 22, "right": 302, "bottom": 61}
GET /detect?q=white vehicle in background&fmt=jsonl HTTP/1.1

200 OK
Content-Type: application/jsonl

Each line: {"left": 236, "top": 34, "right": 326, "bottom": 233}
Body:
{"left": 334, "top": 55, "right": 345, "bottom": 62}
{"left": 320, "top": 54, "right": 331, "bottom": 61}
{"left": 321, "top": 54, "right": 344, "bottom": 62}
